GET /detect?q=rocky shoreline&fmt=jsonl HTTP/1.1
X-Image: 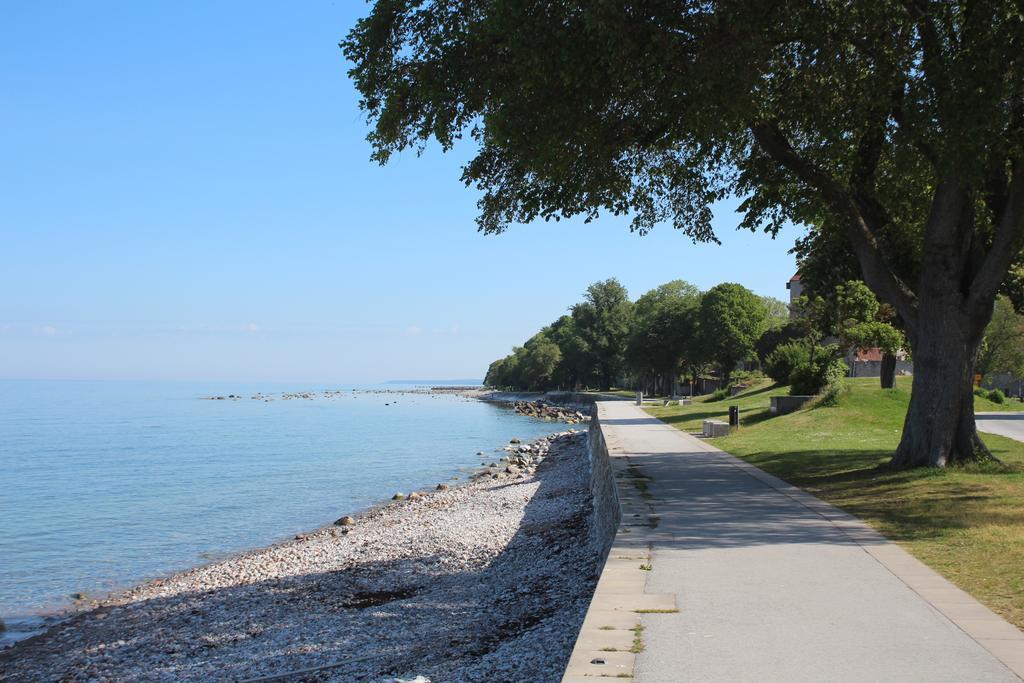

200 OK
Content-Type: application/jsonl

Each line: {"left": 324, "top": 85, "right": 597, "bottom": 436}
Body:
{"left": 0, "top": 430, "right": 599, "bottom": 682}
{"left": 508, "top": 400, "right": 590, "bottom": 424}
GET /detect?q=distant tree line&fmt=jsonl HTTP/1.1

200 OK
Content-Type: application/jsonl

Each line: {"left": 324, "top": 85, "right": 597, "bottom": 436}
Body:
{"left": 484, "top": 278, "right": 788, "bottom": 393}
{"left": 487, "top": 274, "right": 1024, "bottom": 398}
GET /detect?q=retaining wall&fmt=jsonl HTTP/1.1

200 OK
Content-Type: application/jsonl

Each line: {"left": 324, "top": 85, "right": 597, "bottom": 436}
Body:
{"left": 770, "top": 395, "right": 814, "bottom": 415}
{"left": 586, "top": 407, "right": 622, "bottom": 560}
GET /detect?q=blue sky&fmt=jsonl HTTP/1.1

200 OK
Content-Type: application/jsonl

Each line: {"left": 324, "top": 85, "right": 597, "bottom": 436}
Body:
{"left": 1, "top": 2, "right": 800, "bottom": 383}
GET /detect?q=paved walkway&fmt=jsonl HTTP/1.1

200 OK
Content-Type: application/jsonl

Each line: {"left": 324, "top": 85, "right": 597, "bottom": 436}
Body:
{"left": 978, "top": 412, "right": 1024, "bottom": 444}
{"left": 566, "top": 401, "right": 1024, "bottom": 682}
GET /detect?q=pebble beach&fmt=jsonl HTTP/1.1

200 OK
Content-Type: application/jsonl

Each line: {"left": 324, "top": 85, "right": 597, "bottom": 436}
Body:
{"left": 0, "top": 429, "right": 600, "bottom": 682}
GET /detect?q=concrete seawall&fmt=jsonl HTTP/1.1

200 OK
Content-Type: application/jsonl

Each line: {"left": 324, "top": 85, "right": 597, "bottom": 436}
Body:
{"left": 562, "top": 403, "right": 677, "bottom": 681}
{"left": 586, "top": 406, "right": 621, "bottom": 561}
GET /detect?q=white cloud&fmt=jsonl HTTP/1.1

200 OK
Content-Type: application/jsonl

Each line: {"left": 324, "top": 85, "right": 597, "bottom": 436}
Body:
{"left": 403, "top": 325, "right": 422, "bottom": 337}
{"left": 243, "top": 322, "right": 260, "bottom": 333}
{"left": 33, "top": 325, "right": 58, "bottom": 337}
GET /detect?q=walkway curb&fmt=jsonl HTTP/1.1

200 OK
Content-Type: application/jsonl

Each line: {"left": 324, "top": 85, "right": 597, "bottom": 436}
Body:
{"left": 561, "top": 408, "right": 679, "bottom": 681}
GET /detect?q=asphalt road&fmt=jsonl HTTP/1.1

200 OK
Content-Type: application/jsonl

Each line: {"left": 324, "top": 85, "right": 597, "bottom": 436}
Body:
{"left": 976, "top": 412, "right": 1024, "bottom": 443}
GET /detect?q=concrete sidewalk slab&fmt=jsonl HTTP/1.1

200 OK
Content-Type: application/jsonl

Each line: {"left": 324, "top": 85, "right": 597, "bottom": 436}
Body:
{"left": 577, "top": 400, "right": 1024, "bottom": 682}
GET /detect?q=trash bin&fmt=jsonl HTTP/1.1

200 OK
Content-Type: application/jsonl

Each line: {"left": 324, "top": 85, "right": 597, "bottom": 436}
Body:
{"left": 728, "top": 405, "right": 739, "bottom": 428}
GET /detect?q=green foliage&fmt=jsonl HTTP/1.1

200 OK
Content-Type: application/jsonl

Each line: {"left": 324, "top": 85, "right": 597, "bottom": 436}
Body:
{"left": 843, "top": 321, "right": 906, "bottom": 355}
{"left": 694, "top": 283, "right": 769, "bottom": 383}
{"left": 483, "top": 357, "right": 506, "bottom": 388}
{"left": 548, "top": 315, "right": 592, "bottom": 388}
{"left": 977, "top": 296, "right": 1024, "bottom": 378}
{"left": 344, "top": 0, "right": 1024, "bottom": 247}
{"left": 484, "top": 331, "right": 562, "bottom": 390}
{"left": 835, "top": 280, "right": 880, "bottom": 328}
{"left": 760, "top": 296, "right": 789, "bottom": 325}
{"left": 345, "top": 1, "right": 1024, "bottom": 467}
{"left": 626, "top": 280, "right": 701, "bottom": 384}
{"left": 484, "top": 278, "right": 632, "bottom": 391}
{"left": 827, "top": 281, "right": 906, "bottom": 358}
{"left": 571, "top": 279, "right": 634, "bottom": 391}
{"left": 790, "top": 357, "right": 848, "bottom": 396}
{"left": 519, "top": 332, "right": 562, "bottom": 389}
{"left": 572, "top": 281, "right": 633, "bottom": 386}
{"left": 988, "top": 389, "right": 1007, "bottom": 404}
{"left": 707, "top": 387, "right": 730, "bottom": 402}
{"left": 729, "top": 369, "right": 763, "bottom": 383}
{"left": 764, "top": 341, "right": 810, "bottom": 385}
{"left": 815, "top": 380, "right": 849, "bottom": 408}
{"left": 755, "top": 321, "right": 806, "bottom": 364}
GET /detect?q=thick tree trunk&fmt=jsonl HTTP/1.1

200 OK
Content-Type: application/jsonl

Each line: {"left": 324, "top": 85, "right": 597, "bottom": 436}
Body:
{"left": 891, "top": 299, "right": 987, "bottom": 468}
{"left": 880, "top": 352, "right": 896, "bottom": 389}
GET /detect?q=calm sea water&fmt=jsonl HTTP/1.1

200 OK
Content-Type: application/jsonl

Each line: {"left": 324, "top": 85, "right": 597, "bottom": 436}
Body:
{"left": 0, "top": 380, "right": 559, "bottom": 643}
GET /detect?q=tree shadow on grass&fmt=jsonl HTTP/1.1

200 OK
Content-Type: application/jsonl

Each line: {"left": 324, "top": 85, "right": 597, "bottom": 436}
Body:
{"left": 737, "top": 447, "right": 1024, "bottom": 544}
{"left": 650, "top": 406, "right": 776, "bottom": 432}
{"left": 730, "top": 383, "right": 784, "bottom": 400}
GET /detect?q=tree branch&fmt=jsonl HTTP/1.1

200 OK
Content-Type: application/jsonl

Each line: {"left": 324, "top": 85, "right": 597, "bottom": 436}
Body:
{"left": 968, "top": 162, "right": 1024, "bottom": 310}
{"left": 901, "top": 0, "right": 950, "bottom": 97}
{"left": 891, "top": 84, "right": 939, "bottom": 168}
{"left": 750, "top": 121, "right": 919, "bottom": 327}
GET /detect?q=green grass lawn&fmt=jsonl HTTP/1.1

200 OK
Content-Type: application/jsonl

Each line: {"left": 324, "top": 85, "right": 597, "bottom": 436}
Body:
{"left": 644, "top": 378, "right": 789, "bottom": 432}
{"left": 645, "top": 377, "right": 1024, "bottom": 629}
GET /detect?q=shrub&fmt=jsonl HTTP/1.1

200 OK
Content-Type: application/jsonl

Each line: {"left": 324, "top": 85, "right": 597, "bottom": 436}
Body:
{"left": 730, "top": 369, "right": 761, "bottom": 382}
{"left": 790, "top": 357, "right": 849, "bottom": 396}
{"left": 755, "top": 321, "right": 806, "bottom": 364}
{"left": 816, "top": 380, "right": 849, "bottom": 407}
{"left": 789, "top": 364, "right": 819, "bottom": 395}
{"left": 988, "top": 388, "right": 1007, "bottom": 404}
{"left": 764, "top": 341, "right": 810, "bottom": 385}
{"left": 974, "top": 386, "right": 989, "bottom": 398}
{"left": 707, "top": 387, "right": 730, "bottom": 402}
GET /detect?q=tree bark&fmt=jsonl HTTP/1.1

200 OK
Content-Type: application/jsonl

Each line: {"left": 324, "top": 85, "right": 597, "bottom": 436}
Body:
{"left": 880, "top": 352, "right": 896, "bottom": 389}
{"left": 891, "top": 298, "right": 987, "bottom": 468}
{"left": 748, "top": 124, "right": 1024, "bottom": 468}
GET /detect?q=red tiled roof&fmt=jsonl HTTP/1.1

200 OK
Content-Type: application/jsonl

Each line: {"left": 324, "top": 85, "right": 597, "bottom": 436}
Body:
{"left": 790, "top": 273, "right": 801, "bottom": 281}
{"left": 855, "top": 347, "right": 884, "bottom": 362}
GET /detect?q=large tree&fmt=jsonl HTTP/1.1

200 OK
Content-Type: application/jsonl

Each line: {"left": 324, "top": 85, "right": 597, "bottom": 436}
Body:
{"left": 627, "top": 280, "right": 701, "bottom": 394}
{"left": 518, "top": 331, "right": 562, "bottom": 389}
{"left": 571, "top": 279, "right": 634, "bottom": 391}
{"left": 548, "top": 314, "right": 592, "bottom": 389}
{"left": 694, "top": 283, "right": 769, "bottom": 384}
{"left": 343, "top": 2, "right": 1024, "bottom": 467}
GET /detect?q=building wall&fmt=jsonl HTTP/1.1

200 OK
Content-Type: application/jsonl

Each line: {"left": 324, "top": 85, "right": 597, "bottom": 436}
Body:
{"left": 847, "top": 359, "right": 914, "bottom": 378}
